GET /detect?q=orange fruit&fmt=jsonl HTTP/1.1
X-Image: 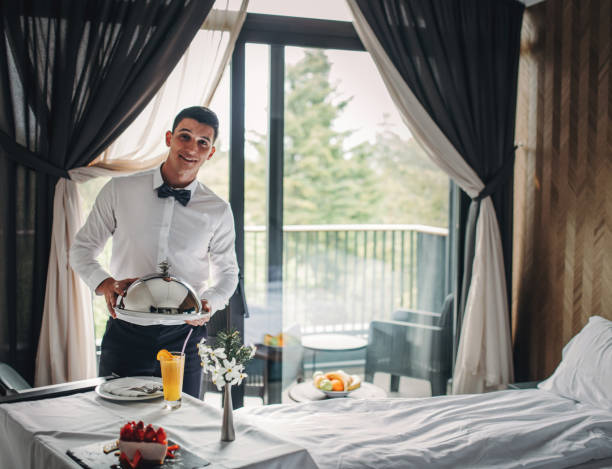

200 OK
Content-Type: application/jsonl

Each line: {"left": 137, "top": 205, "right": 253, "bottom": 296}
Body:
{"left": 330, "top": 379, "right": 344, "bottom": 391}
{"left": 156, "top": 349, "right": 173, "bottom": 360}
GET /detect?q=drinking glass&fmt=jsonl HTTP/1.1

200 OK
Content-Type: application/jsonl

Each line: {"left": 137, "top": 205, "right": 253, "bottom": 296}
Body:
{"left": 159, "top": 351, "right": 185, "bottom": 410}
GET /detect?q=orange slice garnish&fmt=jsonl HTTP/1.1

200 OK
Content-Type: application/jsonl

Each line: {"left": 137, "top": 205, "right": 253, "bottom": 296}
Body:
{"left": 156, "top": 349, "right": 173, "bottom": 360}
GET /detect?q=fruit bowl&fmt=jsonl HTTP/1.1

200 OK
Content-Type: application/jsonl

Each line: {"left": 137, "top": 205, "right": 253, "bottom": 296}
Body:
{"left": 321, "top": 389, "right": 351, "bottom": 398}
{"left": 312, "top": 370, "right": 361, "bottom": 397}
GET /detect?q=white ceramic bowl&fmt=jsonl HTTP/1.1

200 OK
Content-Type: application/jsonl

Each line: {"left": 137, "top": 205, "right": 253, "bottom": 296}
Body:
{"left": 321, "top": 389, "right": 351, "bottom": 398}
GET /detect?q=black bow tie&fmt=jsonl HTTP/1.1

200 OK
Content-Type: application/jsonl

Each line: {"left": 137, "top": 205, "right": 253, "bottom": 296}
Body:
{"left": 157, "top": 183, "right": 191, "bottom": 206}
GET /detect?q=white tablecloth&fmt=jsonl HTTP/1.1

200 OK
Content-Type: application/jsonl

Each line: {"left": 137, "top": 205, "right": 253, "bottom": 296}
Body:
{"left": 0, "top": 391, "right": 317, "bottom": 469}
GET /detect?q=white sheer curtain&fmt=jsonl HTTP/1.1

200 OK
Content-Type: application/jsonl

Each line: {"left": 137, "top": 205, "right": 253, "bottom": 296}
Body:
{"left": 34, "top": 0, "right": 249, "bottom": 386}
{"left": 347, "top": 1, "right": 513, "bottom": 394}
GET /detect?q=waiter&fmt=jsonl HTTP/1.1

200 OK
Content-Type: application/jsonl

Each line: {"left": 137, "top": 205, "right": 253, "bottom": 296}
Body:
{"left": 70, "top": 106, "right": 239, "bottom": 398}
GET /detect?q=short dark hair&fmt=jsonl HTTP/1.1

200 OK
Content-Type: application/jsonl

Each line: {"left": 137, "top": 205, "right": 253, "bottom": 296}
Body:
{"left": 172, "top": 106, "right": 219, "bottom": 142}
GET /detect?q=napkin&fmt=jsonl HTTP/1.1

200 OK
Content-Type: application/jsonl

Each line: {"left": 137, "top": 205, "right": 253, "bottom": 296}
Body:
{"left": 101, "top": 378, "right": 162, "bottom": 397}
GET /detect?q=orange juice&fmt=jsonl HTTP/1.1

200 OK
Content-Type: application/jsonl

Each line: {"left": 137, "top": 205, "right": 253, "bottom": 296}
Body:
{"left": 158, "top": 351, "right": 184, "bottom": 408}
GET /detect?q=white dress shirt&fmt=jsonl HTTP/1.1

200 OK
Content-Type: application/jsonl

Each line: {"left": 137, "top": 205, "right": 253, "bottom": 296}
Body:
{"left": 70, "top": 166, "right": 239, "bottom": 316}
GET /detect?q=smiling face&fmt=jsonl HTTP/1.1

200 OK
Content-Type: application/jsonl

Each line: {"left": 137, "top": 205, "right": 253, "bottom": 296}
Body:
{"left": 162, "top": 118, "right": 216, "bottom": 188}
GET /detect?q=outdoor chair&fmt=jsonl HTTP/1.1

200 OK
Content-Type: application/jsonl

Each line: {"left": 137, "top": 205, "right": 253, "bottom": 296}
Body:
{"left": 364, "top": 293, "right": 453, "bottom": 396}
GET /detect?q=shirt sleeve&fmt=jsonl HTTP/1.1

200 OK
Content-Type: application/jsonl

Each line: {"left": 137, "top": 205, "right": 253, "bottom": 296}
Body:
{"left": 201, "top": 203, "right": 239, "bottom": 314}
{"left": 69, "top": 179, "right": 116, "bottom": 293}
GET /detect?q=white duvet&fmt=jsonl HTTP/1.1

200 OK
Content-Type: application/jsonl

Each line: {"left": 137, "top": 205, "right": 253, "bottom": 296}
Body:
{"left": 238, "top": 389, "right": 612, "bottom": 469}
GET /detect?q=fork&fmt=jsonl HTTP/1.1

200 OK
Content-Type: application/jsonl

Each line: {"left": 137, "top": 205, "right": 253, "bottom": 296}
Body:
{"left": 128, "top": 383, "right": 162, "bottom": 394}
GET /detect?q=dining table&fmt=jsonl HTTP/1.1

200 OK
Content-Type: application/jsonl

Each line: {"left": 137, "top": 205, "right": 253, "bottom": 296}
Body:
{"left": 0, "top": 376, "right": 317, "bottom": 469}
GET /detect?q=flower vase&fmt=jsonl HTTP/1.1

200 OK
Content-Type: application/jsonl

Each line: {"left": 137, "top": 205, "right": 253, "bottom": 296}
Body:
{"left": 221, "top": 384, "right": 235, "bottom": 441}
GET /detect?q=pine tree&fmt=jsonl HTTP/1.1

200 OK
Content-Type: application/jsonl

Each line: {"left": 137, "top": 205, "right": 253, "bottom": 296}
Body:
{"left": 351, "top": 117, "right": 449, "bottom": 227}
{"left": 247, "top": 49, "right": 382, "bottom": 225}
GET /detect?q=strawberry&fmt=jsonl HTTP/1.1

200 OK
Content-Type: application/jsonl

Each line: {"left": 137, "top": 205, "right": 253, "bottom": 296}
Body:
{"left": 132, "top": 450, "right": 142, "bottom": 468}
{"left": 156, "top": 427, "right": 167, "bottom": 444}
{"left": 120, "top": 423, "right": 133, "bottom": 441}
{"left": 166, "top": 444, "right": 179, "bottom": 459}
{"left": 119, "top": 450, "right": 142, "bottom": 469}
{"left": 143, "top": 425, "right": 157, "bottom": 442}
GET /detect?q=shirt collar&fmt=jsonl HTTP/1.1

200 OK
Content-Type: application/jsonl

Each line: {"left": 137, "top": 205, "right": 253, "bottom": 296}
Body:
{"left": 153, "top": 165, "right": 198, "bottom": 195}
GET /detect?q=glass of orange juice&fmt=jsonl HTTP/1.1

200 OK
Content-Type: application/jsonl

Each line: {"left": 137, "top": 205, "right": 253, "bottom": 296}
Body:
{"left": 158, "top": 350, "right": 185, "bottom": 410}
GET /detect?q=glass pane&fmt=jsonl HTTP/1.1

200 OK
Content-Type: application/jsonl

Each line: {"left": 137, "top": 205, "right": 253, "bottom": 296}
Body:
{"left": 242, "top": 43, "right": 276, "bottom": 350}
{"left": 198, "top": 66, "right": 230, "bottom": 199}
{"left": 280, "top": 47, "right": 449, "bottom": 386}
{"left": 77, "top": 176, "right": 112, "bottom": 343}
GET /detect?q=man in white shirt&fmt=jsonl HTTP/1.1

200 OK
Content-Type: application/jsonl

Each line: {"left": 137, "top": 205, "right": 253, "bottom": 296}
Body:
{"left": 70, "top": 106, "right": 239, "bottom": 398}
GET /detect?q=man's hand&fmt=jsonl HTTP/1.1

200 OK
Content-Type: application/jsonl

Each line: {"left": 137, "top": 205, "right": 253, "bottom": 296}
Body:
{"left": 184, "top": 299, "right": 211, "bottom": 326}
{"left": 95, "top": 277, "right": 138, "bottom": 318}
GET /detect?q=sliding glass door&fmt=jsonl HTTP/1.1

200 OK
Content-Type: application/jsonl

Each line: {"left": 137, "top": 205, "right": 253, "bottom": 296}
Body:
{"left": 230, "top": 14, "right": 450, "bottom": 405}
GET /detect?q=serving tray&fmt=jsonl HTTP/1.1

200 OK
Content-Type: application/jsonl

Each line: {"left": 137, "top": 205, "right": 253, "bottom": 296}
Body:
{"left": 114, "top": 308, "right": 209, "bottom": 326}
{"left": 67, "top": 439, "right": 210, "bottom": 468}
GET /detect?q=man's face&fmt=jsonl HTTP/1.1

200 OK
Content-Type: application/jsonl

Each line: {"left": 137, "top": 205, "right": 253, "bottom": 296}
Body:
{"left": 164, "top": 118, "right": 216, "bottom": 183}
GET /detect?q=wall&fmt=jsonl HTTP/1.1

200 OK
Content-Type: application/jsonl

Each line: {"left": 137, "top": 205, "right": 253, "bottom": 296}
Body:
{"left": 512, "top": 0, "right": 612, "bottom": 381}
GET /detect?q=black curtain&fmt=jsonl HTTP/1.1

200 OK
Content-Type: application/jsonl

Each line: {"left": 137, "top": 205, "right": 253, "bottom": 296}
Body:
{"left": 0, "top": 0, "right": 214, "bottom": 384}
{"left": 354, "top": 0, "right": 524, "bottom": 352}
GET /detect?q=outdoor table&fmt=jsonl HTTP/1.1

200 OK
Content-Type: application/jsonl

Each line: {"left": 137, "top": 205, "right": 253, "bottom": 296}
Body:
{"left": 301, "top": 333, "right": 368, "bottom": 373}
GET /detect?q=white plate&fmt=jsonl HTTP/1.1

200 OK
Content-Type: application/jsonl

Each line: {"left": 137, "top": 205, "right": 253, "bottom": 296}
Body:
{"left": 114, "top": 308, "right": 209, "bottom": 326}
{"left": 95, "top": 377, "right": 163, "bottom": 401}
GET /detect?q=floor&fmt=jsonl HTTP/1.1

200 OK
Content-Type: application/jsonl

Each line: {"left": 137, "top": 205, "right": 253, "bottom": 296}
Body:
{"left": 202, "top": 371, "right": 433, "bottom": 408}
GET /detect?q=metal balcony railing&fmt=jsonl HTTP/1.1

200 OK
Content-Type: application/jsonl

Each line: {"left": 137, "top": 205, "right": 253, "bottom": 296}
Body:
{"left": 244, "top": 224, "right": 448, "bottom": 337}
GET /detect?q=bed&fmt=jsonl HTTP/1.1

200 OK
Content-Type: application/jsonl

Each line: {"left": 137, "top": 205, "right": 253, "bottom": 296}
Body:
{"left": 237, "top": 316, "right": 612, "bottom": 468}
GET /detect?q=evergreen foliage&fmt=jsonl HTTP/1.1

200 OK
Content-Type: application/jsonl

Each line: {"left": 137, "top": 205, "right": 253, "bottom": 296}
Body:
{"left": 245, "top": 48, "right": 448, "bottom": 227}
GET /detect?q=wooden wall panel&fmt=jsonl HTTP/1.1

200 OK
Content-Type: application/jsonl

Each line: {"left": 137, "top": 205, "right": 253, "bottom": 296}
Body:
{"left": 512, "top": 0, "right": 612, "bottom": 382}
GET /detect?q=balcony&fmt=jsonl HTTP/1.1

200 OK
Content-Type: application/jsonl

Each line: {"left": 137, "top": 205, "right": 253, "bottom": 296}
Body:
{"left": 244, "top": 223, "right": 449, "bottom": 344}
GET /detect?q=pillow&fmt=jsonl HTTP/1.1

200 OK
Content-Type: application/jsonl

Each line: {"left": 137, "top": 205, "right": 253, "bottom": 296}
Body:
{"left": 538, "top": 315, "right": 612, "bottom": 410}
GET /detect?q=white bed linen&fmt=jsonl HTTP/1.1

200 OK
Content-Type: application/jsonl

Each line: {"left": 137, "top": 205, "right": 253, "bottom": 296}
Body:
{"left": 238, "top": 389, "right": 612, "bottom": 469}
{"left": 0, "top": 391, "right": 317, "bottom": 469}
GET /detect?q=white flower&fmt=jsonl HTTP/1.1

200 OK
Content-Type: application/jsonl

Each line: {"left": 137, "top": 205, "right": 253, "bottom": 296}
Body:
{"left": 222, "top": 358, "right": 241, "bottom": 385}
{"left": 228, "top": 371, "right": 242, "bottom": 386}
{"left": 215, "top": 360, "right": 230, "bottom": 382}
{"left": 235, "top": 372, "right": 248, "bottom": 386}
{"left": 209, "top": 347, "right": 227, "bottom": 361}
{"left": 198, "top": 351, "right": 212, "bottom": 369}
{"left": 198, "top": 336, "right": 256, "bottom": 388}
{"left": 197, "top": 344, "right": 212, "bottom": 357}
{"left": 211, "top": 369, "right": 224, "bottom": 391}
{"left": 222, "top": 357, "right": 236, "bottom": 371}
{"left": 210, "top": 355, "right": 221, "bottom": 368}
